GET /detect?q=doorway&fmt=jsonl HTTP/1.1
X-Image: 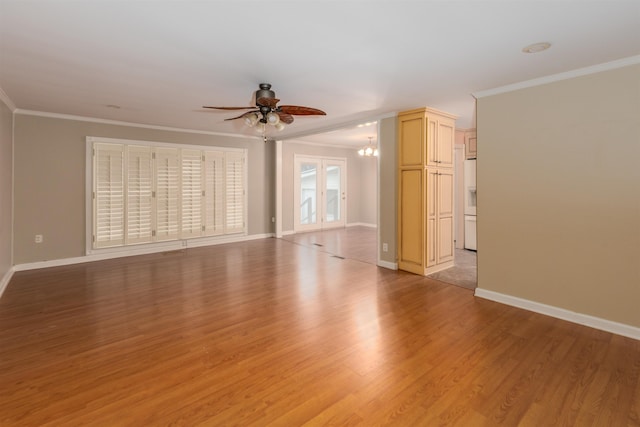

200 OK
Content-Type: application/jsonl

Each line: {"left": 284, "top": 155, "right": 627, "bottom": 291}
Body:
{"left": 293, "top": 155, "right": 346, "bottom": 232}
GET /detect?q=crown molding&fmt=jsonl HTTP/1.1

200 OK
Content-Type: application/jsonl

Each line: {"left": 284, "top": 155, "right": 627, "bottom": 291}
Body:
{"left": 473, "top": 55, "right": 640, "bottom": 99}
{"left": 0, "top": 87, "right": 17, "bottom": 112}
{"left": 13, "top": 109, "right": 261, "bottom": 140}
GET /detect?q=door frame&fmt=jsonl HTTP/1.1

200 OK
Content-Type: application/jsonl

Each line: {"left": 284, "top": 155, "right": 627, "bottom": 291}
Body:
{"left": 293, "top": 154, "right": 347, "bottom": 232}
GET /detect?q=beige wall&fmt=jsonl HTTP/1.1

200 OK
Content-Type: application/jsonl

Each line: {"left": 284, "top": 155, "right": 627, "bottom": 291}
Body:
{"left": 281, "top": 141, "right": 375, "bottom": 232}
{"left": 13, "top": 115, "right": 275, "bottom": 264}
{"left": 0, "top": 100, "right": 12, "bottom": 279}
{"left": 358, "top": 155, "right": 378, "bottom": 226}
{"left": 476, "top": 63, "right": 640, "bottom": 328}
{"left": 378, "top": 116, "right": 397, "bottom": 265}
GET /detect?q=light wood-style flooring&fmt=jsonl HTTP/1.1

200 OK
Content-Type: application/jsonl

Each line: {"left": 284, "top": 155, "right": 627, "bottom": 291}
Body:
{"left": 1, "top": 235, "right": 639, "bottom": 426}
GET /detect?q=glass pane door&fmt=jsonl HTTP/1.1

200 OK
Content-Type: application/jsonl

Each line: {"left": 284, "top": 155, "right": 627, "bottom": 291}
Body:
{"left": 294, "top": 156, "right": 346, "bottom": 232}
{"left": 300, "top": 162, "right": 318, "bottom": 226}
{"left": 324, "top": 160, "right": 345, "bottom": 228}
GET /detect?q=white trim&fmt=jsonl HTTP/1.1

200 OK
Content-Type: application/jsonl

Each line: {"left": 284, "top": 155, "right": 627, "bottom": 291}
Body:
{"left": 14, "top": 233, "right": 273, "bottom": 272}
{"left": 293, "top": 154, "right": 348, "bottom": 232}
{"left": 377, "top": 260, "right": 397, "bottom": 270}
{"left": 0, "top": 87, "right": 16, "bottom": 112}
{"left": 0, "top": 267, "right": 15, "bottom": 299}
{"left": 85, "top": 140, "right": 93, "bottom": 253}
{"left": 474, "top": 288, "right": 640, "bottom": 341}
{"left": 347, "top": 222, "right": 377, "bottom": 228}
{"left": 11, "top": 91, "right": 16, "bottom": 287}
{"left": 473, "top": 55, "right": 640, "bottom": 99}
{"left": 15, "top": 109, "right": 262, "bottom": 141}
{"left": 86, "top": 136, "right": 246, "bottom": 153}
{"left": 275, "top": 140, "right": 283, "bottom": 238}
{"left": 376, "top": 119, "right": 380, "bottom": 266}
{"left": 281, "top": 229, "right": 296, "bottom": 236}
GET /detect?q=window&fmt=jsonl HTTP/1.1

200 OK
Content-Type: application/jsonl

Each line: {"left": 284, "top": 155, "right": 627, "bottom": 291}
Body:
{"left": 90, "top": 138, "right": 246, "bottom": 250}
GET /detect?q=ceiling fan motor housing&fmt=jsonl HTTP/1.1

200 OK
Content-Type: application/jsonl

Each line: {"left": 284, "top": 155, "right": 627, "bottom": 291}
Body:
{"left": 255, "top": 83, "right": 276, "bottom": 106}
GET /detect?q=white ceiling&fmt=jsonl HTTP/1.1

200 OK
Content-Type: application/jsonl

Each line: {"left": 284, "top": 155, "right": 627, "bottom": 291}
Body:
{"left": 1, "top": 1, "right": 639, "bottom": 146}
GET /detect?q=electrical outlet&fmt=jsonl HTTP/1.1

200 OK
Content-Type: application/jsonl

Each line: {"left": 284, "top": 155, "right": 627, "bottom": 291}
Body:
{"left": 382, "top": 243, "right": 388, "bottom": 252}
{"left": 35, "top": 234, "right": 43, "bottom": 244}
{"left": 271, "top": 217, "right": 275, "bottom": 223}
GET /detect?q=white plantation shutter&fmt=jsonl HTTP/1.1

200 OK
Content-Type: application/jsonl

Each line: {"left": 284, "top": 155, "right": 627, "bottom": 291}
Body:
{"left": 203, "top": 151, "right": 225, "bottom": 236}
{"left": 126, "top": 145, "right": 153, "bottom": 244}
{"left": 94, "top": 143, "right": 125, "bottom": 248}
{"left": 180, "top": 149, "right": 203, "bottom": 239}
{"left": 155, "top": 147, "right": 180, "bottom": 241}
{"left": 91, "top": 139, "right": 246, "bottom": 250}
{"left": 225, "top": 151, "right": 245, "bottom": 234}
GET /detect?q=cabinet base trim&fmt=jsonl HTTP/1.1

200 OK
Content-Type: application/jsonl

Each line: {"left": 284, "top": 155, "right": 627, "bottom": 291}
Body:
{"left": 398, "top": 261, "right": 425, "bottom": 276}
{"left": 425, "top": 261, "right": 454, "bottom": 275}
{"left": 398, "top": 260, "right": 455, "bottom": 277}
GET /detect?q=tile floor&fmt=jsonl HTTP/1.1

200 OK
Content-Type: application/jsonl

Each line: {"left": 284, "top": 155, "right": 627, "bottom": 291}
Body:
{"left": 426, "top": 248, "right": 477, "bottom": 290}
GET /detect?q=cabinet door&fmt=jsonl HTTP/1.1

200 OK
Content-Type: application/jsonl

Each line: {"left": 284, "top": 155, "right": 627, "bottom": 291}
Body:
{"left": 426, "top": 117, "right": 455, "bottom": 168}
{"left": 425, "top": 168, "right": 438, "bottom": 267}
{"left": 426, "top": 168, "right": 454, "bottom": 267}
{"left": 398, "top": 169, "right": 424, "bottom": 274}
{"left": 437, "top": 120, "right": 455, "bottom": 168}
{"left": 426, "top": 116, "right": 439, "bottom": 168}
{"left": 398, "top": 113, "right": 425, "bottom": 168}
{"left": 437, "top": 169, "right": 454, "bottom": 264}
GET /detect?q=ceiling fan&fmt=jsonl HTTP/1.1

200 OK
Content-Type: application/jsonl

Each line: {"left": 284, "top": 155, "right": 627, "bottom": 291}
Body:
{"left": 203, "top": 83, "right": 326, "bottom": 140}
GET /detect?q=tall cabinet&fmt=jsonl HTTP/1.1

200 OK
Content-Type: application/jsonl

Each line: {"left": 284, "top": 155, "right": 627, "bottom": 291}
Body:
{"left": 397, "top": 107, "right": 456, "bottom": 275}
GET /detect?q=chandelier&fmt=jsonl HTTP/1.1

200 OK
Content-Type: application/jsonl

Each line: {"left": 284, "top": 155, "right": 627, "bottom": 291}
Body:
{"left": 358, "top": 137, "right": 378, "bottom": 157}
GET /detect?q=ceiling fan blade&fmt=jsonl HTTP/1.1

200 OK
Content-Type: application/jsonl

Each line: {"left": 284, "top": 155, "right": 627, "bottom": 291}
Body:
{"left": 278, "top": 105, "right": 326, "bottom": 116}
{"left": 224, "top": 110, "right": 259, "bottom": 121}
{"left": 256, "top": 97, "right": 280, "bottom": 108}
{"left": 276, "top": 112, "right": 294, "bottom": 124}
{"left": 203, "top": 106, "right": 254, "bottom": 110}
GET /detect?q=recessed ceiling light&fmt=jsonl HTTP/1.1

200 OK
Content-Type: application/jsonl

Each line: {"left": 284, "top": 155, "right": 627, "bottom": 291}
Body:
{"left": 105, "top": 104, "right": 121, "bottom": 109}
{"left": 357, "top": 121, "right": 376, "bottom": 128}
{"left": 522, "top": 42, "right": 551, "bottom": 54}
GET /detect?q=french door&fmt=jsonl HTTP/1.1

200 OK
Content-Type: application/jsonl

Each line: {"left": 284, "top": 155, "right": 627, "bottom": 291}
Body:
{"left": 294, "top": 156, "right": 346, "bottom": 232}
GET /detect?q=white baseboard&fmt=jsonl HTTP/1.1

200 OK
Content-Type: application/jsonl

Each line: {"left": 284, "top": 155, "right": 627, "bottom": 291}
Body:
{"left": 377, "top": 260, "right": 397, "bottom": 270}
{"left": 0, "top": 267, "right": 15, "bottom": 299}
{"left": 347, "top": 222, "right": 377, "bottom": 228}
{"left": 13, "top": 233, "right": 274, "bottom": 272}
{"left": 284, "top": 223, "right": 377, "bottom": 236}
{"left": 474, "top": 288, "right": 640, "bottom": 341}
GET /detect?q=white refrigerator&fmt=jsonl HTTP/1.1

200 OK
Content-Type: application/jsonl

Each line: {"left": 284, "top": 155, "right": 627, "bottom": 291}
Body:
{"left": 464, "top": 159, "right": 477, "bottom": 250}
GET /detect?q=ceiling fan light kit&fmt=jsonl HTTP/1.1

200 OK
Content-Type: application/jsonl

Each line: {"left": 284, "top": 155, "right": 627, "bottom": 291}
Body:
{"left": 244, "top": 113, "right": 260, "bottom": 127}
{"left": 266, "top": 111, "right": 280, "bottom": 125}
{"left": 203, "top": 83, "right": 326, "bottom": 142}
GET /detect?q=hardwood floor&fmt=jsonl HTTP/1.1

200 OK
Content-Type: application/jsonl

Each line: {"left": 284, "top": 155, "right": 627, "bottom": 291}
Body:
{"left": 1, "top": 236, "right": 639, "bottom": 426}
{"left": 281, "top": 226, "right": 378, "bottom": 265}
